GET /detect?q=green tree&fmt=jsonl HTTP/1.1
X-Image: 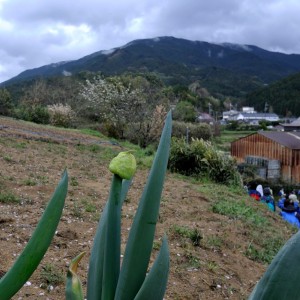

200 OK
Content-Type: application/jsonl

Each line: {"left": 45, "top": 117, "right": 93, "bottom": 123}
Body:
{"left": 173, "top": 101, "right": 197, "bottom": 122}
{"left": 0, "top": 88, "right": 13, "bottom": 116}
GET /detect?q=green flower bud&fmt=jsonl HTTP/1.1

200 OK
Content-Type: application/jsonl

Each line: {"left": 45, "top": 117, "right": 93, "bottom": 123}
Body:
{"left": 109, "top": 151, "right": 137, "bottom": 180}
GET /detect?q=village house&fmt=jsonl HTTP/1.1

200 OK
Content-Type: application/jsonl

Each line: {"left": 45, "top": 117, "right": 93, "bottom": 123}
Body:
{"left": 282, "top": 117, "right": 300, "bottom": 132}
{"left": 197, "top": 112, "right": 215, "bottom": 124}
{"left": 231, "top": 131, "right": 300, "bottom": 183}
{"left": 222, "top": 106, "right": 279, "bottom": 124}
{"left": 227, "top": 112, "right": 279, "bottom": 124}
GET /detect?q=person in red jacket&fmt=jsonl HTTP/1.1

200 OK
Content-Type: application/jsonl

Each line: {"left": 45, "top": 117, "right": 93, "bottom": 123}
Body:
{"left": 247, "top": 181, "right": 261, "bottom": 201}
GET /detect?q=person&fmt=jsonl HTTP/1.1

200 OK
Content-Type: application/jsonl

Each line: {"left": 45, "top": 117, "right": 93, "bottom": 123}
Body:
{"left": 260, "top": 187, "right": 275, "bottom": 211}
{"left": 278, "top": 187, "right": 285, "bottom": 197}
{"left": 266, "top": 186, "right": 273, "bottom": 196}
{"left": 277, "top": 190, "right": 298, "bottom": 210}
{"left": 279, "top": 196, "right": 300, "bottom": 228}
{"left": 289, "top": 193, "right": 299, "bottom": 204}
{"left": 256, "top": 184, "right": 263, "bottom": 198}
{"left": 247, "top": 181, "right": 261, "bottom": 201}
{"left": 278, "top": 193, "right": 286, "bottom": 209}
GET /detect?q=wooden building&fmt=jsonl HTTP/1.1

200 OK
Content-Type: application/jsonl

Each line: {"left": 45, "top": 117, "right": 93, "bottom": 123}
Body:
{"left": 231, "top": 131, "right": 300, "bottom": 183}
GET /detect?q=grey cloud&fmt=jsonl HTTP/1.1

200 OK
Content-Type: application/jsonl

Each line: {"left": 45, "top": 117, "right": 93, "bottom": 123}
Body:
{"left": 1, "top": 0, "right": 300, "bottom": 82}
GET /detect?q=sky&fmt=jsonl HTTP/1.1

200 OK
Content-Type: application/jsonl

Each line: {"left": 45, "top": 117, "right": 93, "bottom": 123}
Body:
{"left": 1, "top": 0, "right": 300, "bottom": 83}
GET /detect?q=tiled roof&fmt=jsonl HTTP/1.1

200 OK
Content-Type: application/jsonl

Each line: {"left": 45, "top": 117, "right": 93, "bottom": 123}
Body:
{"left": 258, "top": 131, "right": 300, "bottom": 149}
{"left": 241, "top": 113, "right": 279, "bottom": 118}
{"left": 282, "top": 117, "right": 300, "bottom": 127}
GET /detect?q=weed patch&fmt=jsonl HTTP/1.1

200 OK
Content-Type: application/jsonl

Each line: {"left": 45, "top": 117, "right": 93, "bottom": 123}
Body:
{"left": 170, "top": 225, "right": 202, "bottom": 246}
{"left": 40, "top": 264, "right": 64, "bottom": 286}
{"left": 212, "top": 199, "right": 268, "bottom": 227}
{"left": 245, "top": 235, "right": 285, "bottom": 264}
{"left": 0, "top": 192, "right": 20, "bottom": 204}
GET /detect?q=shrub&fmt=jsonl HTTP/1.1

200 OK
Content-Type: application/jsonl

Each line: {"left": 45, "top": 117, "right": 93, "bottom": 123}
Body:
{"left": 13, "top": 104, "right": 50, "bottom": 124}
{"left": 168, "top": 137, "right": 241, "bottom": 185}
{"left": 47, "top": 103, "right": 76, "bottom": 127}
{"left": 172, "top": 121, "right": 212, "bottom": 141}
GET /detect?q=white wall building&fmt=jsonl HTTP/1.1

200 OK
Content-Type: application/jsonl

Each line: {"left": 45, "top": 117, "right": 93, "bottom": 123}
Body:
{"left": 242, "top": 107, "right": 256, "bottom": 113}
{"left": 229, "top": 112, "right": 279, "bottom": 123}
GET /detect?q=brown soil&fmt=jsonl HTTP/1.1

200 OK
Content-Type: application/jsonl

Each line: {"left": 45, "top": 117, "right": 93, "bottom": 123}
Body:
{"left": 0, "top": 117, "right": 295, "bottom": 300}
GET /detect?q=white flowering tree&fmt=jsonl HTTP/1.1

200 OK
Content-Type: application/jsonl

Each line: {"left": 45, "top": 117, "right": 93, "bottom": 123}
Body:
{"left": 80, "top": 76, "right": 147, "bottom": 138}
{"left": 47, "top": 103, "right": 76, "bottom": 127}
{"left": 79, "top": 74, "right": 170, "bottom": 145}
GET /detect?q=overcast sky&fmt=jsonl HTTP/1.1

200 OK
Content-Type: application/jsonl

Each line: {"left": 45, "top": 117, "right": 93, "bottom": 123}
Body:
{"left": 1, "top": 0, "right": 300, "bottom": 83}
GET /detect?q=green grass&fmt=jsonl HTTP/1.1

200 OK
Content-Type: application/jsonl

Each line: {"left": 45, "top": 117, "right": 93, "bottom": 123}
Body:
{"left": 13, "top": 142, "right": 28, "bottom": 149}
{"left": 3, "top": 155, "right": 13, "bottom": 162}
{"left": 197, "top": 182, "right": 245, "bottom": 202}
{"left": 40, "top": 264, "right": 65, "bottom": 286}
{"left": 170, "top": 225, "right": 202, "bottom": 246}
{"left": 213, "top": 130, "right": 255, "bottom": 151}
{"left": 71, "top": 201, "right": 82, "bottom": 218}
{"left": 184, "top": 252, "right": 201, "bottom": 268}
{"left": 212, "top": 199, "right": 268, "bottom": 227}
{"left": 194, "top": 180, "right": 289, "bottom": 264}
{"left": 0, "top": 192, "right": 20, "bottom": 204}
{"left": 118, "top": 141, "right": 155, "bottom": 169}
{"left": 245, "top": 235, "right": 286, "bottom": 264}
{"left": 81, "top": 199, "right": 97, "bottom": 213}
{"left": 205, "top": 235, "right": 224, "bottom": 250}
{"left": 70, "top": 176, "right": 79, "bottom": 187}
{"left": 206, "top": 260, "right": 219, "bottom": 272}
{"left": 23, "top": 178, "right": 37, "bottom": 186}
{"left": 79, "top": 128, "right": 106, "bottom": 138}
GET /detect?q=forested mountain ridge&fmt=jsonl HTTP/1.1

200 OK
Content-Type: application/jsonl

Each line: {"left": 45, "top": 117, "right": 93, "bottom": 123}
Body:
{"left": 245, "top": 72, "right": 300, "bottom": 116}
{"left": 2, "top": 36, "right": 300, "bottom": 101}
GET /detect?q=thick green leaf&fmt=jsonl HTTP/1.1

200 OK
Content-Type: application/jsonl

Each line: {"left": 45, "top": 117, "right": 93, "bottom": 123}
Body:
{"left": 134, "top": 236, "right": 170, "bottom": 300}
{"left": 249, "top": 230, "right": 300, "bottom": 299}
{"left": 115, "top": 111, "right": 172, "bottom": 300}
{"left": 66, "top": 252, "right": 85, "bottom": 300}
{"left": 87, "top": 179, "right": 132, "bottom": 300}
{"left": 101, "top": 174, "right": 122, "bottom": 300}
{"left": 0, "top": 170, "right": 68, "bottom": 300}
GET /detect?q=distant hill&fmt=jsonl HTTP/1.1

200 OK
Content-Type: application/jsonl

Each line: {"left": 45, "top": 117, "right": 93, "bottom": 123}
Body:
{"left": 2, "top": 36, "right": 300, "bottom": 99}
{"left": 245, "top": 72, "right": 300, "bottom": 116}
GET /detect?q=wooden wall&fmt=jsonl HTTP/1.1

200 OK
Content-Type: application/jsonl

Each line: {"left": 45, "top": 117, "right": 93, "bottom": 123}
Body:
{"left": 231, "top": 133, "right": 300, "bottom": 183}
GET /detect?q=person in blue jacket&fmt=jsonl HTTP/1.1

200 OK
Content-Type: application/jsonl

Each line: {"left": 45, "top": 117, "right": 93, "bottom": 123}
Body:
{"left": 260, "top": 187, "right": 275, "bottom": 211}
{"left": 278, "top": 191, "right": 299, "bottom": 210}
{"left": 279, "top": 197, "right": 300, "bottom": 228}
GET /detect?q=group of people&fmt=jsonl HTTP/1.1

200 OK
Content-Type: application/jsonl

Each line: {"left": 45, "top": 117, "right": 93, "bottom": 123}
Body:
{"left": 246, "top": 182, "right": 300, "bottom": 228}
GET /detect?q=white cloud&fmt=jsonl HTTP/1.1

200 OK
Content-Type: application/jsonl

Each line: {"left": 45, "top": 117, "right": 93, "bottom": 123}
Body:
{"left": 1, "top": 0, "right": 300, "bottom": 82}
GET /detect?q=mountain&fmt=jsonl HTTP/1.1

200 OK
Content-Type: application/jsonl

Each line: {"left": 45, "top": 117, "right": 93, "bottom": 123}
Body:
{"left": 2, "top": 36, "right": 300, "bottom": 99}
{"left": 245, "top": 72, "right": 300, "bottom": 116}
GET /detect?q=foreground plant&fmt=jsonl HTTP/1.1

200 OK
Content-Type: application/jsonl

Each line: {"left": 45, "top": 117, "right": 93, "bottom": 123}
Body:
{"left": 249, "top": 230, "right": 300, "bottom": 299}
{"left": 66, "top": 111, "right": 172, "bottom": 299}
{"left": 0, "top": 170, "right": 68, "bottom": 300}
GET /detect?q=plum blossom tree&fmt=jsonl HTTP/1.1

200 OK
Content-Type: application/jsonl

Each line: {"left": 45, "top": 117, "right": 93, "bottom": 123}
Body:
{"left": 80, "top": 76, "right": 146, "bottom": 138}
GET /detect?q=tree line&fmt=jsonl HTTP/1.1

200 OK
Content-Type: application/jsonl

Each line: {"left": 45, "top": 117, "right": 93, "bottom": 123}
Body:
{"left": 0, "top": 72, "right": 229, "bottom": 146}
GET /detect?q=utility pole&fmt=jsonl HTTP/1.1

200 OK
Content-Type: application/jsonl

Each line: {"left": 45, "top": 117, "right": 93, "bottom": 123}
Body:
{"left": 264, "top": 102, "right": 269, "bottom": 113}
{"left": 208, "top": 103, "right": 212, "bottom": 116}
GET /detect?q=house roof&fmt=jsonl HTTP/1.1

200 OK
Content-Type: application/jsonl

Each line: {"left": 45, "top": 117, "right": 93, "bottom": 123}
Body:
{"left": 258, "top": 131, "right": 300, "bottom": 149}
{"left": 240, "top": 113, "right": 279, "bottom": 118}
{"left": 282, "top": 117, "right": 300, "bottom": 127}
{"left": 197, "top": 113, "right": 214, "bottom": 120}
